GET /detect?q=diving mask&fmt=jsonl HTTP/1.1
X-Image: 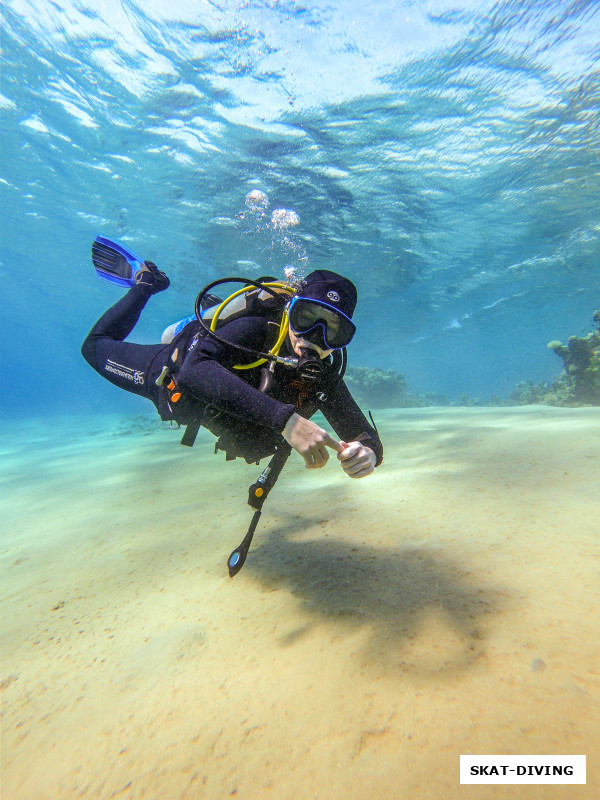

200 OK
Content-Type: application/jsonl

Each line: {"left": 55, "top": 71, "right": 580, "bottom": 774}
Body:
{"left": 288, "top": 297, "right": 356, "bottom": 350}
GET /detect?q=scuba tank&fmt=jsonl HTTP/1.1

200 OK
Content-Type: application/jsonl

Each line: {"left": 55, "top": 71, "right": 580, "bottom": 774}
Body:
{"left": 161, "top": 314, "right": 195, "bottom": 344}
{"left": 161, "top": 278, "right": 298, "bottom": 373}
{"left": 161, "top": 292, "right": 223, "bottom": 344}
{"left": 160, "top": 283, "right": 289, "bottom": 349}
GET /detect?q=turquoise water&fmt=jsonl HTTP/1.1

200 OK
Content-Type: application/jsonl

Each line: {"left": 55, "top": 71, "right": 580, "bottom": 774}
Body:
{"left": 2, "top": 6, "right": 600, "bottom": 797}
{"left": 1, "top": 0, "right": 599, "bottom": 416}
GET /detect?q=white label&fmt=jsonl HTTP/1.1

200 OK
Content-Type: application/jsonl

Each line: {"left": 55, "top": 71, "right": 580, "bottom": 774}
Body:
{"left": 460, "top": 755, "right": 586, "bottom": 784}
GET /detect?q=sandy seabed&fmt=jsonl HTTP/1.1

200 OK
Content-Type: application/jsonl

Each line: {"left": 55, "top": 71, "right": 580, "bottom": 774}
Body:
{"left": 1, "top": 406, "right": 599, "bottom": 800}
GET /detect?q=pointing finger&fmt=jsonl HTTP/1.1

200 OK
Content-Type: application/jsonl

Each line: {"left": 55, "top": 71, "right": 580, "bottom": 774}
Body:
{"left": 324, "top": 433, "right": 344, "bottom": 452}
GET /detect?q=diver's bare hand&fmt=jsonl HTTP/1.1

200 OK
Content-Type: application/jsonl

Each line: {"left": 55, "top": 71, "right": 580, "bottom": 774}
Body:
{"left": 282, "top": 413, "right": 342, "bottom": 469}
{"left": 337, "top": 441, "right": 377, "bottom": 479}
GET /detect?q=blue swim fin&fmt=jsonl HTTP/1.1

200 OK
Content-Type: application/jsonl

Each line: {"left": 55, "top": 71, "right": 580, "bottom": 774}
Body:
{"left": 91, "top": 236, "right": 144, "bottom": 287}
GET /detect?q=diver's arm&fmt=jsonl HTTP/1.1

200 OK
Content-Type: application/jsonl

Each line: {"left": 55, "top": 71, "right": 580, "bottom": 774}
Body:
{"left": 319, "top": 378, "right": 384, "bottom": 467}
{"left": 282, "top": 412, "right": 342, "bottom": 469}
{"left": 177, "top": 316, "right": 296, "bottom": 431}
{"left": 178, "top": 355, "right": 295, "bottom": 432}
{"left": 180, "top": 354, "right": 341, "bottom": 466}
{"left": 177, "top": 317, "right": 344, "bottom": 464}
{"left": 337, "top": 440, "right": 377, "bottom": 479}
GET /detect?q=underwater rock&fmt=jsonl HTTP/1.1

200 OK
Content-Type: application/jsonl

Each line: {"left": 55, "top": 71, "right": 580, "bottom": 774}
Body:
{"left": 509, "top": 375, "right": 579, "bottom": 407}
{"left": 509, "top": 308, "right": 600, "bottom": 407}
{"left": 343, "top": 368, "right": 453, "bottom": 409}
{"left": 546, "top": 308, "right": 600, "bottom": 405}
{"left": 346, "top": 308, "right": 600, "bottom": 409}
{"left": 344, "top": 366, "right": 410, "bottom": 408}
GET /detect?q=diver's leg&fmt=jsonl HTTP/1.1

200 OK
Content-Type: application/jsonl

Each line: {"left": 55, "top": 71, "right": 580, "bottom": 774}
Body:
{"left": 81, "top": 284, "right": 167, "bottom": 400}
{"left": 82, "top": 260, "right": 170, "bottom": 349}
{"left": 82, "top": 283, "right": 152, "bottom": 347}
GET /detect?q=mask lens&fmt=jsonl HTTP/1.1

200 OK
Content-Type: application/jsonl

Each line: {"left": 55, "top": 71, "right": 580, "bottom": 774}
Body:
{"left": 289, "top": 298, "right": 355, "bottom": 348}
{"left": 291, "top": 303, "right": 318, "bottom": 331}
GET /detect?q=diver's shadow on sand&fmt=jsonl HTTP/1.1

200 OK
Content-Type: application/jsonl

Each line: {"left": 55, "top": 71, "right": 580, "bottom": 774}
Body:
{"left": 246, "top": 520, "right": 506, "bottom": 678}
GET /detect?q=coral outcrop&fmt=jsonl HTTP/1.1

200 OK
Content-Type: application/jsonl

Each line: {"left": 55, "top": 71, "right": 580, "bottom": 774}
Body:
{"left": 345, "top": 308, "right": 600, "bottom": 409}
{"left": 344, "top": 366, "right": 410, "bottom": 408}
{"left": 546, "top": 308, "right": 600, "bottom": 404}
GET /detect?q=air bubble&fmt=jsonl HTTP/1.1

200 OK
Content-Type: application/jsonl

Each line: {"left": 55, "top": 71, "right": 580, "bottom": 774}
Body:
{"left": 245, "top": 189, "right": 269, "bottom": 213}
{"left": 271, "top": 208, "right": 300, "bottom": 230}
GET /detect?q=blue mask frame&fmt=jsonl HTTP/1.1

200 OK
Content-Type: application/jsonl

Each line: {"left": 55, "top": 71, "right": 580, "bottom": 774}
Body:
{"left": 288, "top": 297, "right": 356, "bottom": 349}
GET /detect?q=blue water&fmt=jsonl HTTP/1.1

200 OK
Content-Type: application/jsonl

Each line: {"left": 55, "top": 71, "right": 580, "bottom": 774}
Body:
{"left": 1, "top": 0, "right": 599, "bottom": 417}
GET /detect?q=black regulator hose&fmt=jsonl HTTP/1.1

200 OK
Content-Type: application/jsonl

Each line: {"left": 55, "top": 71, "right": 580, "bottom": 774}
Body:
{"left": 194, "top": 277, "right": 289, "bottom": 362}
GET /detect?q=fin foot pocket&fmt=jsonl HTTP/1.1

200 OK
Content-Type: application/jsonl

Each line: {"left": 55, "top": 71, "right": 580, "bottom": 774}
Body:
{"left": 135, "top": 260, "right": 170, "bottom": 294}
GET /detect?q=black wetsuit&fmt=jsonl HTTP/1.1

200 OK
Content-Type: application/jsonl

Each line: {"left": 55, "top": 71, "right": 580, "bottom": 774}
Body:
{"left": 82, "top": 283, "right": 383, "bottom": 465}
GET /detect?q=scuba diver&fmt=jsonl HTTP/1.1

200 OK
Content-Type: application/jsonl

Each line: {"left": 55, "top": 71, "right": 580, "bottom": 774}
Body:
{"left": 82, "top": 237, "right": 383, "bottom": 478}
{"left": 82, "top": 236, "right": 383, "bottom": 575}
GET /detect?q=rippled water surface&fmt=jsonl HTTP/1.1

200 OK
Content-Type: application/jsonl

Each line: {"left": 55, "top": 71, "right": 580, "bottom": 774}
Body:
{"left": 1, "top": 0, "right": 599, "bottom": 413}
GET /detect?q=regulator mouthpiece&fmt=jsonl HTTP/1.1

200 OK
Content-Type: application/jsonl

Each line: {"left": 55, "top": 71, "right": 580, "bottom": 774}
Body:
{"left": 296, "top": 348, "right": 327, "bottom": 382}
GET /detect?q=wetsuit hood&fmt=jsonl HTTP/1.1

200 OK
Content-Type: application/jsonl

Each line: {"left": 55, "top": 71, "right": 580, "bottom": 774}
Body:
{"left": 298, "top": 270, "right": 357, "bottom": 319}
